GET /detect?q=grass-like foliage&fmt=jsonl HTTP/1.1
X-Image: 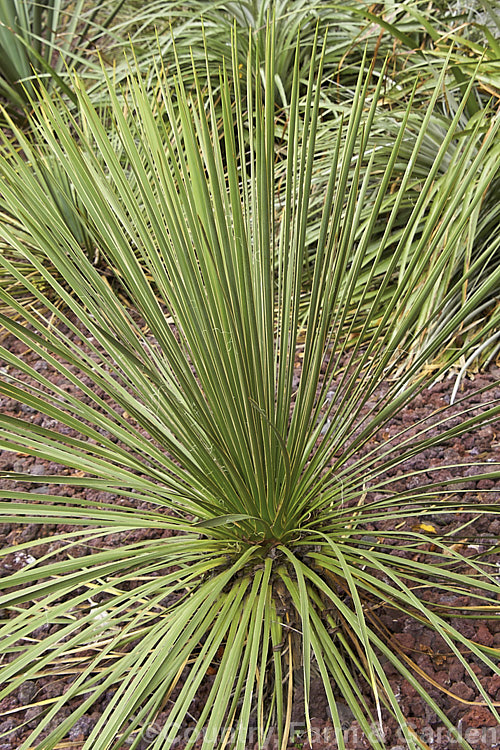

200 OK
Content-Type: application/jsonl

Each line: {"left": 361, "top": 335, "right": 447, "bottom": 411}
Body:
{"left": 296, "top": 103, "right": 500, "bottom": 369}
{"left": 0, "top": 27, "right": 500, "bottom": 750}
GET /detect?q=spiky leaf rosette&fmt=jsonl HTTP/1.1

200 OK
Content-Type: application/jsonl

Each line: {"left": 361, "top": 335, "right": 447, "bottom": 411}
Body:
{"left": 0, "top": 28, "right": 499, "bottom": 750}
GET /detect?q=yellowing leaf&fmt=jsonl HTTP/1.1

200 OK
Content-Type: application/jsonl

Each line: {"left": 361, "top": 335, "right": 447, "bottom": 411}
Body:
{"left": 412, "top": 523, "right": 437, "bottom": 534}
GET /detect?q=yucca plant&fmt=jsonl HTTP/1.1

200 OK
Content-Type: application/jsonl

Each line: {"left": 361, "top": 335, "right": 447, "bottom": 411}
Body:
{"left": 0, "top": 27, "right": 500, "bottom": 750}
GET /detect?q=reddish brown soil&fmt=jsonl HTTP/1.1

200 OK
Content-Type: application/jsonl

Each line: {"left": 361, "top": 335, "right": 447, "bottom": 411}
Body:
{"left": 0, "top": 327, "right": 499, "bottom": 750}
